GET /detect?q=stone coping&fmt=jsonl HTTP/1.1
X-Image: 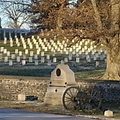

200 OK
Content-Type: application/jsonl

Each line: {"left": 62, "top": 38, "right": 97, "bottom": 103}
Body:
{"left": 0, "top": 75, "right": 50, "bottom": 80}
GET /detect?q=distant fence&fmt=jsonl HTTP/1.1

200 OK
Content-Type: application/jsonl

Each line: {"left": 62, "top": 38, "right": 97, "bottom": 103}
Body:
{"left": 0, "top": 28, "right": 30, "bottom": 40}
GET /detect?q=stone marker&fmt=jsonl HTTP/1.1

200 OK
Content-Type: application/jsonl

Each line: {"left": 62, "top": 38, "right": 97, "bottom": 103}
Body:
{"left": 44, "top": 64, "right": 76, "bottom": 105}
{"left": 96, "top": 61, "right": 99, "bottom": 67}
{"left": 104, "top": 110, "right": 113, "bottom": 117}
{"left": 35, "top": 60, "right": 39, "bottom": 65}
{"left": 18, "top": 94, "right": 26, "bottom": 101}
{"left": 4, "top": 56, "right": 8, "bottom": 62}
{"left": 9, "top": 60, "right": 13, "bottom": 66}
{"left": 22, "top": 60, "right": 26, "bottom": 65}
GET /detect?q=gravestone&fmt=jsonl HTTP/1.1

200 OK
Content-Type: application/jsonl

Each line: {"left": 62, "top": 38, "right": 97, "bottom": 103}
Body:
{"left": 34, "top": 60, "right": 39, "bottom": 65}
{"left": 53, "top": 57, "right": 57, "bottom": 63}
{"left": 9, "top": 60, "right": 13, "bottom": 66}
{"left": 44, "top": 64, "right": 76, "bottom": 105}
{"left": 22, "top": 60, "right": 26, "bottom": 65}
{"left": 104, "top": 110, "right": 113, "bottom": 117}
{"left": 47, "top": 60, "right": 51, "bottom": 66}
{"left": 29, "top": 57, "right": 33, "bottom": 63}
{"left": 76, "top": 57, "right": 80, "bottom": 63}
{"left": 17, "top": 56, "right": 21, "bottom": 62}
{"left": 4, "top": 56, "right": 8, "bottom": 62}
{"left": 46, "top": 54, "right": 50, "bottom": 60}
{"left": 18, "top": 94, "right": 26, "bottom": 101}
{"left": 96, "top": 61, "right": 100, "bottom": 67}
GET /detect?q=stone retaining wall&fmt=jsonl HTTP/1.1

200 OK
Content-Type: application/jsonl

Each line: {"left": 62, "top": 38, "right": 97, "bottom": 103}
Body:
{"left": 0, "top": 76, "right": 120, "bottom": 102}
{"left": 0, "top": 76, "right": 49, "bottom": 101}
{"left": 78, "top": 80, "right": 120, "bottom": 102}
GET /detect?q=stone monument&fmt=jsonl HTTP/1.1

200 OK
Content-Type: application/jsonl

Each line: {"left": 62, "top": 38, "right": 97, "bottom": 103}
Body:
{"left": 44, "top": 64, "right": 76, "bottom": 105}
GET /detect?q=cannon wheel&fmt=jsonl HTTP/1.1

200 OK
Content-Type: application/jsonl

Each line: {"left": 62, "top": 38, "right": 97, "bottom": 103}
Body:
{"left": 62, "top": 86, "right": 80, "bottom": 110}
{"left": 80, "top": 88, "right": 102, "bottom": 113}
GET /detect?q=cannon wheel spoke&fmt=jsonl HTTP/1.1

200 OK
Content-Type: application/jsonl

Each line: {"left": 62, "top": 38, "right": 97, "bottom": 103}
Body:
{"left": 80, "top": 88, "right": 102, "bottom": 113}
{"left": 62, "top": 87, "right": 79, "bottom": 110}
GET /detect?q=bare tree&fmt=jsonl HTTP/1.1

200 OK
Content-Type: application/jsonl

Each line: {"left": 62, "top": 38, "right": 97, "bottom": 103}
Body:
{"left": 0, "top": 0, "right": 33, "bottom": 29}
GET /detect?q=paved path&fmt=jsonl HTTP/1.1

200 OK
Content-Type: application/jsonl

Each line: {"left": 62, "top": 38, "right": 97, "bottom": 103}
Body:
{"left": 0, "top": 108, "right": 95, "bottom": 120}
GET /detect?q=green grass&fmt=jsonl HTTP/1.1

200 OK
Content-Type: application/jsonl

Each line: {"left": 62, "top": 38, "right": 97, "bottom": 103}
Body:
{"left": 75, "top": 70, "right": 105, "bottom": 81}
{"left": 0, "top": 66, "right": 53, "bottom": 77}
{"left": 0, "top": 65, "right": 105, "bottom": 79}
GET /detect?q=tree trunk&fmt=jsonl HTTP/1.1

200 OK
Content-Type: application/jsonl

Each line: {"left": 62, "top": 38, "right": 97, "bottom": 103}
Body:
{"left": 102, "top": 52, "right": 120, "bottom": 80}
{"left": 101, "top": 36, "right": 120, "bottom": 80}
{"left": 13, "top": 19, "right": 19, "bottom": 29}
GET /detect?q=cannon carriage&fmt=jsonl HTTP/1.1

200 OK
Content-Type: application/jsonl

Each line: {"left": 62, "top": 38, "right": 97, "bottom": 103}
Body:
{"left": 62, "top": 86, "right": 102, "bottom": 113}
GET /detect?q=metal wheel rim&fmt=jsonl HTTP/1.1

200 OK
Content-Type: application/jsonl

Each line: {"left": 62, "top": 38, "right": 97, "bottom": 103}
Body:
{"left": 80, "top": 88, "right": 101, "bottom": 113}
{"left": 62, "top": 87, "right": 80, "bottom": 110}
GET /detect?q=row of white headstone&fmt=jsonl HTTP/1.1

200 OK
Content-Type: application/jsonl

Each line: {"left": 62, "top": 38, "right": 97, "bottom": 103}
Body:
{"left": 0, "top": 52, "right": 106, "bottom": 67}
{"left": 1, "top": 57, "right": 102, "bottom": 67}
{"left": 0, "top": 35, "right": 106, "bottom": 66}
{"left": 3, "top": 35, "right": 101, "bottom": 54}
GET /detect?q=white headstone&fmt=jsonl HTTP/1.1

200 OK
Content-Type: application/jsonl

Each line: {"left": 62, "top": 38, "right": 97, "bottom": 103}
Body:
{"left": 68, "top": 54, "right": 72, "bottom": 60}
{"left": 41, "top": 57, "right": 45, "bottom": 63}
{"left": 64, "top": 58, "right": 68, "bottom": 63}
{"left": 37, "top": 50, "right": 40, "bottom": 55}
{"left": 53, "top": 57, "right": 57, "bottom": 63}
{"left": 44, "top": 47, "right": 48, "bottom": 51}
{"left": 29, "top": 57, "right": 33, "bottom": 62}
{"left": 0, "top": 47, "right": 4, "bottom": 52}
{"left": 96, "top": 61, "right": 99, "bottom": 67}
{"left": 41, "top": 51, "right": 44, "bottom": 56}
{"left": 18, "top": 94, "right": 26, "bottom": 101}
{"left": 19, "top": 51, "right": 22, "bottom": 56}
{"left": 4, "top": 56, "right": 8, "bottom": 62}
{"left": 76, "top": 58, "right": 80, "bottom": 63}
{"left": 22, "top": 54, "right": 26, "bottom": 59}
{"left": 17, "top": 42, "right": 20, "bottom": 47}
{"left": 93, "top": 55, "right": 97, "bottom": 61}
{"left": 10, "top": 42, "right": 13, "bottom": 47}
{"left": 9, "top": 60, "right": 13, "bottom": 66}
{"left": 11, "top": 54, "right": 15, "bottom": 59}
{"left": 65, "top": 51, "right": 69, "bottom": 55}
{"left": 15, "top": 49, "right": 18, "bottom": 54}
{"left": 36, "top": 44, "right": 39, "bottom": 49}
{"left": 7, "top": 51, "right": 10, "bottom": 56}
{"left": 46, "top": 54, "right": 50, "bottom": 60}
{"left": 47, "top": 60, "right": 51, "bottom": 66}
{"left": 34, "top": 54, "right": 38, "bottom": 59}
{"left": 61, "top": 60, "right": 64, "bottom": 64}
{"left": 35, "top": 60, "right": 39, "bottom": 65}
{"left": 104, "top": 110, "right": 113, "bottom": 117}
{"left": 30, "top": 44, "right": 33, "bottom": 49}
{"left": 30, "top": 51, "right": 34, "bottom": 56}
{"left": 25, "top": 49, "right": 28, "bottom": 54}
{"left": 17, "top": 56, "right": 21, "bottom": 62}
{"left": 22, "top": 60, "right": 26, "bottom": 65}
{"left": 4, "top": 38, "right": 7, "bottom": 44}
{"left": 3, "top": 49, "right": 7, "bottom": 54}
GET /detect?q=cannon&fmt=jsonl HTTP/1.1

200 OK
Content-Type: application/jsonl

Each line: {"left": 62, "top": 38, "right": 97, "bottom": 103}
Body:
{"left": 62, "top": 86, "right": 102, "bottom": 113}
